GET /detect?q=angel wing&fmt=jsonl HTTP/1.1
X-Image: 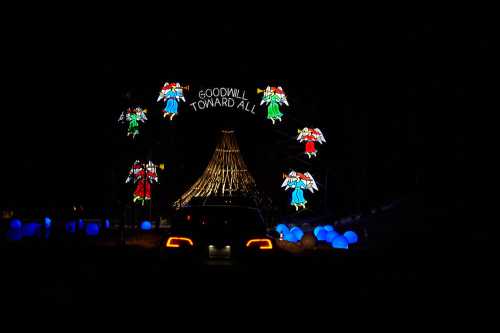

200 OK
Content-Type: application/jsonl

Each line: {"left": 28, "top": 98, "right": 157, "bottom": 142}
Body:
{"left": 314, "top": 128, "right": 326, "bottom": 144}
{"left": 125, "top": 168, "right": 134, "bottom": 183}
{"left": 304, "top": 172, "right": 319, "bottom": 192}
{"left": 277, "top": 87, "right": 289, "bottom": 106}
{"left": 146, "top": 162, "right": 159, "bottom": 183}
{"left": 136, "top": 108, "right": 148, "bottom": 122}
{"left": 157, "top": 82, "right": 169, "bottom": 101}
{"left": 126, "top": 161, "right": 143, "bottom": 183}
{"left": 176, "top": 88, "right": 186, "bottom": 102}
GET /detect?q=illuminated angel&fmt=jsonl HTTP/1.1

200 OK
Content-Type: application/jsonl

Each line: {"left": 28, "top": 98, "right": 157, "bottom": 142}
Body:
{"left": 297, "top": 127, "right": 326, "bottom": 158}
{"left": 118, "top": 107, "right": 148, "bottom": 138}
{"left": 125, "top": 160, "right": 161, "bottom": 205}
{"left": 157, "top": 82, "right": 186, "bottom": 120}
{"left": 259, "top": 86, "right": 289, "bottom": 124}
{"left": 281, "top": 171, "right": 318, "bottom": 211}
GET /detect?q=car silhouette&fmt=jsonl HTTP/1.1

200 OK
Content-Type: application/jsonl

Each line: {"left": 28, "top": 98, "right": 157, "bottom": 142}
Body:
{"left": 161, "top": 203, "right": 274, "bottom": 264}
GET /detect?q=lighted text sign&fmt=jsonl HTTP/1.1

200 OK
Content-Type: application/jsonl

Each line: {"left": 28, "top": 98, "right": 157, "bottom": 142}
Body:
{"left": 189, "top": 87, "right": 256, "bottom": 114}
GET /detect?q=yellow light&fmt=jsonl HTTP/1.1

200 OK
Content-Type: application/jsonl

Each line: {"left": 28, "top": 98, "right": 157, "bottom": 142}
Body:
{"left": 246, "top": 239, "right": 273, "bottom": 250}
{"left": 166, "top": 236, "right": 194, "bottom": 248}
{"left": 159, "top": 163, "right": 165, "bottom": 170}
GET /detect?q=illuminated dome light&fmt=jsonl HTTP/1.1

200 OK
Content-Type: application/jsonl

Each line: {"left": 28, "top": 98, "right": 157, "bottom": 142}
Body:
{"left": 66, "top": 221, "right": 77, "bottom": 233}
{"left": 326, "top": 230, "right": 339, "bottom": 243}
{"left": 10, "top": 219, "right": 22, "bottom": 229}
{"left": 85, "top": 223, "right": 100, "bottom": 236}
{"left": 44, "top": 217, "right": 52, "bottom": 228}
{"left": 331, "top": 235, "right": 349, "bottom": 249}
{"left": 290, "top": 227, "right": 304, "bottom": 241}
{"left": 276, "top": 224, "right": 289, "bottom": 235}
{"left": 316, "top": 229, "right": 328, "bottom": 241}
{"left": 313, "top": 226, "right": 324, "bottom": 237}
{"left": 344, "top": 231, "right": 359, "bottom": 244}
{"left": 283, "top": 231, "right": 299, "bottom": 243}
{"left": 22, "top": 223, "right": 42, "bottom": 238}
{"left": 324, "top": 225, "right": 334, "bottom": 232}
{"left": 104, "top": 219, "right": 111, "bottom": 229}
{"left": 140, "top": 221, "right": 153, "bottom": 231}
{"left": 6, "top": 228, "right": 23, "bottom": 241}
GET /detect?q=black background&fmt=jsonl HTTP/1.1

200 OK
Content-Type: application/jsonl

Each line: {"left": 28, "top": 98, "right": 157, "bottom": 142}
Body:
{"left": 1, "top": 8, "right": 476, "bottom": 224}
{"left": 0, "top": 5, "right": 492, "bottom": 318}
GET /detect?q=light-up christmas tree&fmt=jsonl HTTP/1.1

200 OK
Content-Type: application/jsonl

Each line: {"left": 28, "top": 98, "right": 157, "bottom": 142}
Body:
{"left": 174, "top": 130, "right": 257, "bottom": 208}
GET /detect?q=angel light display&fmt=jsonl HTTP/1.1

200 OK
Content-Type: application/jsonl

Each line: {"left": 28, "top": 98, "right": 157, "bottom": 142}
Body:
{"left": 281, "top": 171, "right": 318, "bottom": 211}
{"left": 258, "top": 86, "right": 289, "bottom": 124}
{"left": 297, "top": 127, "right": 326, "bottom": 158}
{"left": 125, "top": 160, "right": 163, "bottom": 205}
{"left": 118, "top": 107, "right": 148, "bottom": 138}
{"left": 157, "top": 82, "right": 187, "bottom": 120}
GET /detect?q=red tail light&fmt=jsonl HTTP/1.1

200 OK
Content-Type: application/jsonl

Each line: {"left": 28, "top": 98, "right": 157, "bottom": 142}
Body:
{"left": 166, "top": 237, "right": 194, "bottom": 248}
{"left": 246, "top": 239, "right": 273, "bottom": 250}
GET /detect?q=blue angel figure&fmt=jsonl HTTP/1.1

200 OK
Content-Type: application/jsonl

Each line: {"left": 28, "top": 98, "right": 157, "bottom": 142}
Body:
{"left": 281, "top": 171, "right": 318, "bottom": 211}
{"left": 157, "top": 82, "right": 186, "bottom": 120}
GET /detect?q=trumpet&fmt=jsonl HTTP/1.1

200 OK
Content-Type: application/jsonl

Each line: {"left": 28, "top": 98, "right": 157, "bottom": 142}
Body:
{"left": 257, "top": 88, "right": 267, "bottom": 94}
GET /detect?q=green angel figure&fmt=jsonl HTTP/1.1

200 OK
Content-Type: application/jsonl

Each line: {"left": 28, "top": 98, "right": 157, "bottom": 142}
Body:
{"left": 259, "top": 86, "right": 289, "bottom": 124}
{"left": 118, "top": 107, "right": 148, "bottom": 139}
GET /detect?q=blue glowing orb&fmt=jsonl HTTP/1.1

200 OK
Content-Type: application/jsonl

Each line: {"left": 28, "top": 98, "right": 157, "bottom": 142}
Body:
{"left": 140, "top": 221, "right": 152, "bottom": 231}
{"left": 344, "top": 231, "right": 359, "bottom": 244}
{"left": 44, "top": 217, "right": 52, "bottom": 228}
{"left": 283, "top": 232, "right": 299, "bottom": 243}
{"left": 276, "top": 224, "right": 289, "bottom": 235}
{"left": 316, "top": 229, "right": 328, "bottom": 241}
{"left": 313, "top": 226, "right": 324, "bottom": 237}
{"left": 331, "top": 235, "right": 349, "bottom": 249}
{"left": 104, "top": 219, "right": 111, "bottom": 229}
{"left": 78, "top": 219, "right": 85, "bottom": 230}
{"left": 10, "top": 219, "right": 22, "bottom": 229}
{"left": 6, "top": 228, "right": 23, "bottom": 241}
{"left": 326, "top": 230, "right": 339, "bottom": 243}
{"left": 290, "top": 227, "right": 304, "bottom": 241}
{"left": 85, "top": 223, "right": 100, "bottom": 236}
{"left": 22, "top": 223, "right": 41, "bottom": 238}
{"left": 324, "top": 225, "right": 334, "bottom": 232}
{"left": 66, "top": 221, "right": 77, "bottom": 233}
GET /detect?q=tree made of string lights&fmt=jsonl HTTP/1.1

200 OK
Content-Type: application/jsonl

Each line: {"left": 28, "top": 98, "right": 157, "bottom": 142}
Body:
{"left": 174, "top": 130, "right": 257, "bottom": 207}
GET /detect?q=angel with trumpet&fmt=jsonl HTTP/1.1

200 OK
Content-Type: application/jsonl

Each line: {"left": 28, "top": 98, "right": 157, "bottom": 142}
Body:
{"left": 157, "top": 82, "right": 188, "bottom": 120}
{"left": 125, "top": 160, "right": 164, "bottom": 205}
{"left": 281, "top": 171, "right": 318, "bottom": 211}
{"left": 118, "top": 107, "right": 147, "bottom": 139}
{"left": 258, "top": 86, "right": 289, "bottom": 124}
{"left": 297, "top": 127, "right": 326, "bottom": 158}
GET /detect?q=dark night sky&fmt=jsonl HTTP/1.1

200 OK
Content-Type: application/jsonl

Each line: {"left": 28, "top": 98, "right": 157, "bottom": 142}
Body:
{"left": 1, "top": 9, "right": 479, "bottom": 218}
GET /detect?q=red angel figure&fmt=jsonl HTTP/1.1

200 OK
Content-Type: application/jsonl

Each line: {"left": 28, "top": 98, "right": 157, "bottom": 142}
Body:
{"left": 297, "top": 127, "right": 326, "bottom": 158}
{"left": 125, "top": 160, "right": 160, "bottom": 205}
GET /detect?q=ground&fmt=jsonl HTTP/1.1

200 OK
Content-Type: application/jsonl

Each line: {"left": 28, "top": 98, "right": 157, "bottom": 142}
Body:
{"left": 1, "top": 236, "right": 440, "bottom": 311}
